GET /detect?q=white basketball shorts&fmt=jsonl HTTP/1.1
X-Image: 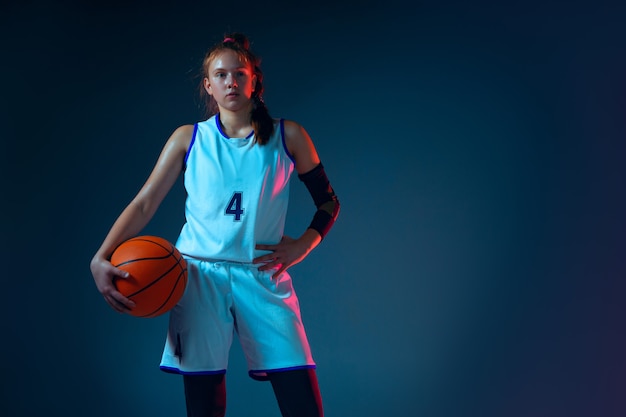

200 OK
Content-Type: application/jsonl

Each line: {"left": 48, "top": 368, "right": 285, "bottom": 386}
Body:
{"left": 159, "top": 257, "right": 316, "bottom": 380}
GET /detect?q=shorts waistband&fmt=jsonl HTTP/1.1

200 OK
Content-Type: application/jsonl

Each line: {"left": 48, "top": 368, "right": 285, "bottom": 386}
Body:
{"left": 183, "top": 255, "right": 257, "bottom": 268}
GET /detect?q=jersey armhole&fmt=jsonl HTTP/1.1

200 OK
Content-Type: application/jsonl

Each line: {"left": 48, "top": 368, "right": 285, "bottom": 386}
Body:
{"left": 184, "top": 123, "right": 199, "bottom": 169}
{"left": 280, "top": 119, "right": 296, "bottom": 164}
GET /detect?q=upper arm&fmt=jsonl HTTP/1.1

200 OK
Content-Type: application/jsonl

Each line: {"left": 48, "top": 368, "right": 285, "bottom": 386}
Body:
{"left": 283, "top": 120, "right": 321, "bottom": 174}
{"left": 132, "top": 124, "right": 193, "bottom": 214}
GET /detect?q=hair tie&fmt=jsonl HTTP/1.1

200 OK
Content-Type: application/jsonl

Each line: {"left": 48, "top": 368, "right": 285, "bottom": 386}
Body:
{"left": 223, "top": 37, "right": 235, "bottom": 43}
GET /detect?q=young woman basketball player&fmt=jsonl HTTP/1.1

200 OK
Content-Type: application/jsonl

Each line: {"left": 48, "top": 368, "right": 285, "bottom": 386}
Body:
{"left": 90, "top": 33, "right": 339, "bottom": 417}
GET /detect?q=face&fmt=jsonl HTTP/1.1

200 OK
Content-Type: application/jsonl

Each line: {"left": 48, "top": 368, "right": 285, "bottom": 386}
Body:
{"left": 204, "top": 49, "right": 257, "bottom": 113}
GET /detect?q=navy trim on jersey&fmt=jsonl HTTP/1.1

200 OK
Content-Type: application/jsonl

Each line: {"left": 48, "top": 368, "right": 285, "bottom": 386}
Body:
{"left": 184, "top": 123, "right": 199, "bottom": 168}
{"left": 280, "top": 119, "right": 296, "bottom": 163}
{"left": 160, "top": 365, "right": 227, "bottom": 376}
{"left": 215, "top": 113, "right": 254, "bottom": 139}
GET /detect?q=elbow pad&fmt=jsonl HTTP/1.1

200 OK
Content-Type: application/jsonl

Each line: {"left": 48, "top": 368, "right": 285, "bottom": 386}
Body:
{"left": 298, "top": 162, "right": 340, "bottom": 239}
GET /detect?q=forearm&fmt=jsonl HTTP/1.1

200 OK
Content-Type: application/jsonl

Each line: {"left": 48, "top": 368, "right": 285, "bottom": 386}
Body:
{"left": 299, "top": 163, "right": 340, "bottom": 240}
{"left": 93, "top": 200, "right": 155, "bottom": 261}
{"left": 298, "top": 228, "right": 322, "bottom": 254}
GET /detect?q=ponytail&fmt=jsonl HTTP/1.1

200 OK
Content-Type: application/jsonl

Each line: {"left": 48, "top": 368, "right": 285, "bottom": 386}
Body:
{"left": 250, "top": 65, "right": 274, "bottom": 145}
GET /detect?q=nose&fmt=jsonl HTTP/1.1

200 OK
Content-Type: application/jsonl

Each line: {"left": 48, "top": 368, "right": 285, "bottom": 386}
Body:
{"left": 226, "top": 73, "right": 238, "bottom": 88}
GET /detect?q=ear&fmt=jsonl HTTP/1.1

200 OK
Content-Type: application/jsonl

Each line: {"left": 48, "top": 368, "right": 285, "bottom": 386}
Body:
{"left": 252, "top": 74, "right": 257, "bottom": 91}
{"left": 203, "top": 77, "right": 212, "bottom": 95}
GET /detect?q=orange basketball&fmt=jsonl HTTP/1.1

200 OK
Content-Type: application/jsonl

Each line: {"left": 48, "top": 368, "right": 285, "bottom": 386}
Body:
{"left": 110, "top": 236, "right": 187, "bottom": 318}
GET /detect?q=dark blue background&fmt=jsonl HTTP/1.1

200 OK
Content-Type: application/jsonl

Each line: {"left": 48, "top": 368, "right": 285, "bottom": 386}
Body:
{"left": 2, "top": 1, "right": 625, "bottom": 416}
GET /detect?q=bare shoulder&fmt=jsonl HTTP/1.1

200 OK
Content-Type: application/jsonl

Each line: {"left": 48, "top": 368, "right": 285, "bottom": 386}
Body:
{"left": 282, "top": 119, "right": 320, "bottom": 174}
{"left": 151, "top": 124, "right": 195, "bottom": 173}
{"left": 282, "top": 119, "right": 305, "bottom": 139}
{"left": 135, "top": 124, "right": 196, "bottom": 200}
{"left": 168, "top": 124, "right": 195, "bottom": 151}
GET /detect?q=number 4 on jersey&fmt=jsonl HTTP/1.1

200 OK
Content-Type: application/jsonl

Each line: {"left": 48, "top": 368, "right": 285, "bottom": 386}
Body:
{"left": 225, "top": 192, "right": 244, "bottom": 221}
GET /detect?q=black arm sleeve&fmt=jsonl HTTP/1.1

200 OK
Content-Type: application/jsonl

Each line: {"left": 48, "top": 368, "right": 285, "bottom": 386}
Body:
{"left": 298, "top": 162, "right": 340, "bottom": 239}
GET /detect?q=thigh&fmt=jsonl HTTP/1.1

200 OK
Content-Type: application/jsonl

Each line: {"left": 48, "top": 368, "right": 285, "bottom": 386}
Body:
{"left": 269, "top": 369, "right": 324, "bottom": 417}
{"left": 183, "top": 374, "right": 227, "bottom": 417}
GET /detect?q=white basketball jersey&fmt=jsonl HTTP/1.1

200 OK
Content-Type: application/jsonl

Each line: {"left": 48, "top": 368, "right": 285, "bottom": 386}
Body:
{"left": 175, "top": 115, "right": 295, "bottom": 263}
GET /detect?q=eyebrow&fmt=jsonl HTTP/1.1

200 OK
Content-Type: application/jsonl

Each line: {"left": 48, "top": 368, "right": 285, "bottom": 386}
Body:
{"left": 212, "top": 66, "right": 250, "bottom": 72}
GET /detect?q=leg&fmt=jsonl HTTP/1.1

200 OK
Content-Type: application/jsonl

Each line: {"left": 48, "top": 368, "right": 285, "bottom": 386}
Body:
{"left": 269, "top": 369, "right": 324, "bottom": 417}
{"left": 183, "top": 374, "right": 227, "bottom": 417}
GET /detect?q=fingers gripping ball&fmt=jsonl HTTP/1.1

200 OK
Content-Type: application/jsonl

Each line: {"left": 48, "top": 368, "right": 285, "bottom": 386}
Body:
{"left": 110, "top": 236, "right": 188, "bottom": 318}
